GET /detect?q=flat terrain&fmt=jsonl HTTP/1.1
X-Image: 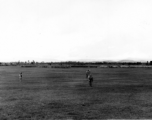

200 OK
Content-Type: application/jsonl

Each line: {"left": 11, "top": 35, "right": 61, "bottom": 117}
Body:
{"left": 0, "top": 66, "right": 152, "bottom": 119}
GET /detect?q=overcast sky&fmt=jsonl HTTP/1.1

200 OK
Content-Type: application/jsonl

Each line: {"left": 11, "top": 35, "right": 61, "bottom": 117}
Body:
{"left": 0, "top": 0, "right": 152, "bottom": 62}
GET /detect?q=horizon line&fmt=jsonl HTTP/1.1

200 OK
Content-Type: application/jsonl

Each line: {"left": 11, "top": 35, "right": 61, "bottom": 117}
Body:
{"left": 0, "top": 59, "right": 151, "bottom": 63}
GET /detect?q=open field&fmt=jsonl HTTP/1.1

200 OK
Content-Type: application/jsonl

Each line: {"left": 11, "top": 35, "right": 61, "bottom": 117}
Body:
{"left": 0, "top": 66, "right": 152, "bottom": 119}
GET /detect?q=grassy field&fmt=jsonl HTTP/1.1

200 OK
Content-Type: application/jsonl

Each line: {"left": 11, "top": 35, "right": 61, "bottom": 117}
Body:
{"left": 0, "top": 66, "right": 152, "bottom": 119}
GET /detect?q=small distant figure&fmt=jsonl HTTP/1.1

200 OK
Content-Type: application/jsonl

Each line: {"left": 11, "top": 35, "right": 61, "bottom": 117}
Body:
{"left": 19, "top": 72, "right": 22, "bottom": 80}
{"left": 88, "top": 74, "right": 93, "bottom": 87}
{"left": 86, "top": 70, "right": 91, "bottom": 79}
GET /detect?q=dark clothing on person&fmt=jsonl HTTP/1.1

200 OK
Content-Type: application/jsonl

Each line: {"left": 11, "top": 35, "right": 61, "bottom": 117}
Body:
{"left": 88, "top": 75, "right": 93, "bottom": 87}
{"left": 19, "top": 73, "right": 22, "bottom": 80}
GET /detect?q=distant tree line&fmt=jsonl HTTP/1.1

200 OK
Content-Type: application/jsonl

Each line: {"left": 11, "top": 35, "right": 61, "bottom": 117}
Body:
{"left": 1, "top": 61, "right": 152, "bottom": 66}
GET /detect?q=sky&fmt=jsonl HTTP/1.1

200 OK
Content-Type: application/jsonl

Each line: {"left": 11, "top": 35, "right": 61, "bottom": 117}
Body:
{"left": 0, "top": 0, "right": 152, "bottom": 62}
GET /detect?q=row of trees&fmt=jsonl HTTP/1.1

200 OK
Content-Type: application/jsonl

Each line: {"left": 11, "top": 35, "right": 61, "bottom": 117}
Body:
{"left": 1, "top": 61, "right": 152, "bottom": 66}
{"left": 48, "top": 61, "right": 152, "bottom": 66}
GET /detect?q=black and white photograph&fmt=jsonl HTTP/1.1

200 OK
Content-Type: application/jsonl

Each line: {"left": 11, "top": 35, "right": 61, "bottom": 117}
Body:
{"left": 0, "top": 0, "right": 152, "bottom": 119}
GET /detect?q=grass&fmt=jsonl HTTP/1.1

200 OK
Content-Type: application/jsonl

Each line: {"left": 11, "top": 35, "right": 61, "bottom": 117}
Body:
{"left": 0, "top": 66, "right": 152, "bottom": 119}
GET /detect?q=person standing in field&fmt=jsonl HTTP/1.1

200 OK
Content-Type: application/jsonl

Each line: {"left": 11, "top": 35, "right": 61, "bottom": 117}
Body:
{"left": 19, "top": 72, "right": 22, "bottom": 80}
{"left": 88, "top": 74, "right": 93, "bottom": 87}
{"left": 86, "top": 69, "right": 91, "bottom": 79}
